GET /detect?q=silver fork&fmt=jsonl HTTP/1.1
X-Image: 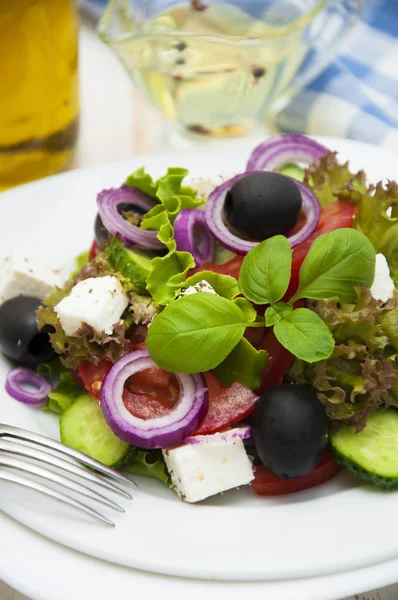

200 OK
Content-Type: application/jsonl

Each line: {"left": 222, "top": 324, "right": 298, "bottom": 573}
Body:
{"left": 0, "top": 424, "right": 136, "bottom": 527}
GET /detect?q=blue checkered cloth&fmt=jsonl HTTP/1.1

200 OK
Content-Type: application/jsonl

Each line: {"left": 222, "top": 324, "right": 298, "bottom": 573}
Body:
{"left": 82, "top": 0, "right": 398, "bottom": 151}
{"left": 276, "top": 0, "right": 398, "bottom": 151}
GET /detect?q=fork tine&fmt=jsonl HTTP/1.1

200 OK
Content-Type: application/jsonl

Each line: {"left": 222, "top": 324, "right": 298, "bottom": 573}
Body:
{"left": 0, "top": 454, "right": 125, "bottom": 513}
{"left": 0, "top": 438, "right": 133, "bottom": 500}
{"left": 0, "top": 424, "right": 136, "bottom": 488}
{"left": 0, "top": 470, "right": 115, "bottom": 526}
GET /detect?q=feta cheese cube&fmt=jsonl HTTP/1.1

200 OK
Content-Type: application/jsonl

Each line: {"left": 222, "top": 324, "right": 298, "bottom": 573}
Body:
{"left": 179, "top": 280, "right": 217, "bottom": 297}
{"left": 55, "top": 276, "right": 128, "bottom": 336}
{"left": 163, "top": 433, "right": 254, "bottom": 503}
{"left": 371, "top": 253, "right": 395, "bottom": 302}
{"left": 0, "top": 252, "right": 63, "bottom": 306}
{"left": 186, "top": 173, "right": 238, "bottom": 200}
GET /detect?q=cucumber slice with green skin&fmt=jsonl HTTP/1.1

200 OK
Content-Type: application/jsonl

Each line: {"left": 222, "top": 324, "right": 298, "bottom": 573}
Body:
{"left": 105, "top": 237, "right": 154, "bottom": 292}
{"left": 60, "top": 394, "right": 129, "bottom": 467}
{"left": 279, "top": 164, "right": 305, "bottom": 182}
{"left": 330, "top": 408, "right": 398, "bottom": 490}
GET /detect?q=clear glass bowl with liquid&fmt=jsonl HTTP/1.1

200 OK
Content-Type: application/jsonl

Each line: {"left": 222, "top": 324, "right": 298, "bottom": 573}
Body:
{"left": 98, "top": 0, "right": 362, "bottom": 139}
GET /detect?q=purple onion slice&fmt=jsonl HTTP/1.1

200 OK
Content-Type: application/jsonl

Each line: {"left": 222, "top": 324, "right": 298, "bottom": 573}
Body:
{"left": 100, "top": 349, "right": 208, "bottom": 449}
{"left": 204, "top": 173, "right": 321, "bottom": 255}
{"left": 183, "top": 425, "right": 251, "bottom": 446}
{"left": 247, "top": 134, "right": 329, "bottom": 172}
{"left": 5, "top": 367, "right": 52, "bottom": 406}
{"left": 97, "top": 185, "right": 163, "bottom": 250}
{"left": 174, "top": 209, "right": 216, "bottom": 266}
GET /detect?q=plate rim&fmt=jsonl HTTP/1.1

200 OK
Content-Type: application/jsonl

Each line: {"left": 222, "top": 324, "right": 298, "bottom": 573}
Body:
{"left": 1, "top": 136, "right": 398, "bottom": 582}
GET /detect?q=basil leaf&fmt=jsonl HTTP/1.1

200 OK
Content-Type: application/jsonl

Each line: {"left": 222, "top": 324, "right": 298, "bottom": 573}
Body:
{"left": 214, "top": 338, "right": 268, "bottom": 390}
{"left": 265, "top": 302, "right": 292, "bottom": 327}
{"left": 183, "top": 271, "right": 240, "bottom": 300}
{"left": 293, "top": 229, "right": 376, "bottom": 303}
{"left": 146, "top": 294, "right": 248, "bottom": 373}
{"left": 234, "top": 297, "right": 257, "bottom": 321}
{"left": 239, "top": 236, "right": 292, "bottom": 305}
{"left": 274, "top": 308, "right": 334, "bottom": 363}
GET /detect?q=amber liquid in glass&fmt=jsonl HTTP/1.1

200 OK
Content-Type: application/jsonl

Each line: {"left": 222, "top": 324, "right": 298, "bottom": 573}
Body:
{"left": 0, "top": 0, "right": 79, "bottom": 189}
{"left": 112, "top": 2, "right": 316, "bottom": 137}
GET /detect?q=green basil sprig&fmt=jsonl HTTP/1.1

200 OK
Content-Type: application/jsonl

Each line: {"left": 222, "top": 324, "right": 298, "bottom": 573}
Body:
{"left": 239, "top": 228, "right": 375, "bottom": 363}
{"left": 146, "top": 228, "right": 376, "bottom": 378}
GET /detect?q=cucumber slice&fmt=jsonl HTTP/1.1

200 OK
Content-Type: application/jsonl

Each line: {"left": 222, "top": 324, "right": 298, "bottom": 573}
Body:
{"left": 105, "top": 237, "right": 154, "bottom": 292}
{"left": 279, "top": 164, "right": 305, "bottom": 182}
{"left": 330, "top": 408, "right": 398, "bottom": 490}
{"left": 60, "top": 394, "right": 129, "bottom": 467}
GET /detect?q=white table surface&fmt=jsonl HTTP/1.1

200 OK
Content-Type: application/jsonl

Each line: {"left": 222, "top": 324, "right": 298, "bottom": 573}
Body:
{"left": 1, "top": 14, "right": 398, "bottom": 600}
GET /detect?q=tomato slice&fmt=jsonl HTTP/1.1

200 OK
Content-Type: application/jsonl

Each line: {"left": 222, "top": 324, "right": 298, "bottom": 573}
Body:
{"left": 190, "top": 255, "right": 244, "bottom": 279}
{"left": 123, "top": 367, "right": 180, "bottom": 419}
{"left": 258, "top": 329, "right": 293, "bottom": 394}
{"left": 251, "top": 451, "right": 342, "bottom": 496}
{"left": 193, "top": 371, "right": 258, "bottom": 435}
{"left": 88, "top": 239, "right": 99, "bottom": 261}
{"left": 79, "top": 359, "right": 112, "bottom": 400}
{"left": 79, "top": 359, "right": 180, "bottom": 419}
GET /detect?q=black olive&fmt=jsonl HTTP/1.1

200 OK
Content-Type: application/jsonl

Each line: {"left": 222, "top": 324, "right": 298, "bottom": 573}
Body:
{"left": 94, "top": 202, "right": 147, "bottom": 244}
{"left": 224, "top": 171, "right": 302, "bottom": 240}
{"left": 0, "top": 296, "right": 55, "bottom": 366}
{"left": 95, "top": 213, "right": 109, "bottom": 244}
{"left": 252, "top": 384, "right": 328, "bottom": 479}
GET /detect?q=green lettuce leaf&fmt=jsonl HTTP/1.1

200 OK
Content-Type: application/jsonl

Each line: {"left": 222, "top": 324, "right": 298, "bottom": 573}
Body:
{"left": 182, "top": 270, "right": 240, "bottom": 299}
{"left": 36, "top": 359, "right": 84, "bottom": 414}
{"left": 341, "top": 181, "right": 398, "bottom": 286}
{"left": 147, "top": 251, "right": 195, "bottom": 305}
{"left": 304, "top": 151, "right": 366, "bottom": 208}
{"left": 126, "top": 166, "right": 204, "bottom": 226}
{"left": 69, "top": 250, "right": 90, "bottom": 278}
{"left": 125, "top": 167, "right": 158, "bottom": 197}
{"left": 125, "top": 167, "right": 205, "bottom": 305}
{"left": 288, "top": 287, "right": 398, "bottom": 431}
{"left": 123, "top": 448, "right": 171, "bottom": 486}
{"left": 44, "top": 371, "right": 83, "bottom": 414}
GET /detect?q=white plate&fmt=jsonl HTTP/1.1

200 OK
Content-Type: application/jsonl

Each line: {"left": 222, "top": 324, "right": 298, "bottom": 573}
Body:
{"left": 1, "top": 510, "right": 398, "bottom": 600}
{"left": 0, "top": 138, "right": 397, "bottom": 583}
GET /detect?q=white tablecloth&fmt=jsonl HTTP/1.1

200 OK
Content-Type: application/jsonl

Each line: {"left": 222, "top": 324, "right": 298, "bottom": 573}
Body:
{"left": 1, "top": 15, "right": 398, "bottom": 600}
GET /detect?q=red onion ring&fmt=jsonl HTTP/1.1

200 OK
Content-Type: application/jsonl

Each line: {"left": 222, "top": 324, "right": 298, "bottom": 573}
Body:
{"left": 247, "top": 134, "right": 329, "bottom": 172}
{"left": 100, "top": 349, "right": 208, "bottom": 449}
{"left": 5, "top": 367, "right": 52, "bottom": 406}
{"left": 183, "top": 425, "right": 251, "bottom": 445}
{"left": 97, "top": 185, "right": 164, "bottom": 250}
{"left": 204, "top": 173, "right": 321, "bottom": 255}
{"left": 173, "top": 209, "right": 216, "bottom": 266}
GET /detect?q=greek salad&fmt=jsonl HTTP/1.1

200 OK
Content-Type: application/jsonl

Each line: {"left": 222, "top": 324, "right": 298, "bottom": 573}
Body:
{"left": 2, "top": 134, "right": 398, "bottom": 503}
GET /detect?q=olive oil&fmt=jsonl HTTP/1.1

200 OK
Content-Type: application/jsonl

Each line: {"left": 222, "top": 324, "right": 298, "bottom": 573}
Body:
{"left": 107, "top": 2, "right": 318, "bottom": 137}
{"left": 0, "top": 0, "right": 79, "bottom": 189}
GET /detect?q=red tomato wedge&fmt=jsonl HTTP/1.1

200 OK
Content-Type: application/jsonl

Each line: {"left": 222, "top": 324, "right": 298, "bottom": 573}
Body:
{"left": 79, "top": 359, "right": 112, "bottom": 400}
{"left": 258, "top": 330, "right": 293, "bottom": 395}
{"left": 251, "top": 451, "right": 342, "bottom": 496}
{"left": 193, "top": 371, "right": 258, "bottom": 435}
{"left": 190, "top": 255, "right": 244, "bottom": 279}
{"left": 88, "top": 239, "right": 99, "bottom": 261}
